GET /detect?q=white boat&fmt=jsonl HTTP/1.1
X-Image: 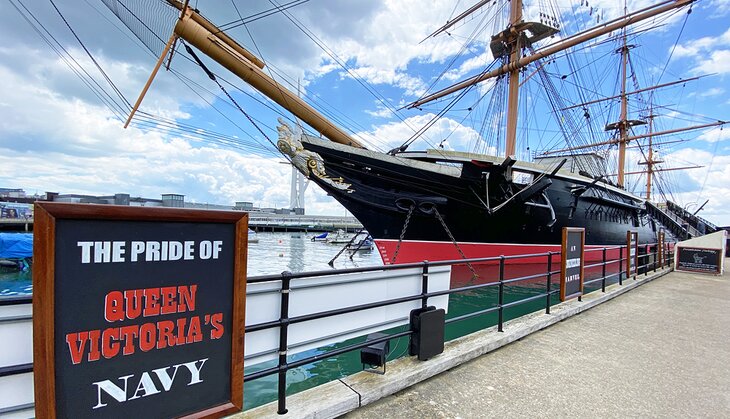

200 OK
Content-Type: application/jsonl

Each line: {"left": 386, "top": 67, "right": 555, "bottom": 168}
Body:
{"left": 248, "top": 228, "right": 259, "bottom": 244}
{"left": 326, "top": 229, "right": 353, "bottom": 244}
{"left": 347, "top": 232, "right": 374, "bottom": 251}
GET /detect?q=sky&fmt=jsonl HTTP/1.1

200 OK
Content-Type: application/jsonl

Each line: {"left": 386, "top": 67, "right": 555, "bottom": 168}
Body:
{"left": 0, "top": 0, "right": 729, "bottom": 225}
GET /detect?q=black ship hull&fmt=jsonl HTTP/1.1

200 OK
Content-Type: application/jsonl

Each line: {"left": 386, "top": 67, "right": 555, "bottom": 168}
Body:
{"left": 296, "top": 136, "right": 675, "bottom": 265}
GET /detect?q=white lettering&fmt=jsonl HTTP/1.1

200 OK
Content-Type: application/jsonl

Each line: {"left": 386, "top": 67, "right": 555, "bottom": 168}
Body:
{"left": 112, "top": 241, "right": 125, "bottom": 262}
{"left": 152, "top": 365, "right": 181, "bottom": 391}
{"left": 184, "top": 241, "right": 195, "bottom": 260}
{"left": 78, "top": 241, "right": 93, "bottom": 264}
{"left": 179, "top": 358, "right": 208, "bottom": 385}
{"left": 94, "top": 241, "right": 111, "bottom": 263}
{"left": 92, "top": 374, "right": 133, "bottom": 409}
{"left": 146, "top": 241, "right": 161, "bottom": 261}
{"left": 131, "top": 241, "right": 145, "bottom": 262}
{"left": 169, "top": 241, "right": 183, "bottom": 260}
{"left": 128, "top": 372, "right": 160, "bottom": 401}
{"left": 200, "top": 240, "right": 212, "bottom": 259}
{"left": 566, "top": 258, "right": 581, "bottom": 269}
{"left": 90, "top": 358, "right": 207, "bottom": 409}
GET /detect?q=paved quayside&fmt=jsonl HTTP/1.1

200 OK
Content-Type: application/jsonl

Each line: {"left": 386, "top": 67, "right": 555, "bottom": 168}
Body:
{"left": 344, "top": 262, "right": 730, "bottom": 418}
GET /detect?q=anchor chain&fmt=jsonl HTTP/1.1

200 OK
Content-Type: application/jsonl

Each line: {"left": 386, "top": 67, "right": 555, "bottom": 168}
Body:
{"left": 433, "top": 207, "right": 479, "bottom": 281}
{"left": 391, "top": 204, "right": 415, "bottom": 263}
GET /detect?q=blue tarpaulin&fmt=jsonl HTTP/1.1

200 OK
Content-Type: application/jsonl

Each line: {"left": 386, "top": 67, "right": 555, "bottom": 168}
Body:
{"left": 0, "top": 233, "right": 33, "bottom": 259}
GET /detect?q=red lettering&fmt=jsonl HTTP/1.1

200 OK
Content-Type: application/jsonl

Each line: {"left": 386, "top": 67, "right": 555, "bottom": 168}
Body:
{"left": 101, "top": 328, "right": 120, "bottom": 359}
{"left": 178, "top": 285, "right": 197, "bottom": 312}
{"left": 119, "top": 325, "right": 139, "bottom": 356}
{"left": 139, "top": 323, "right": 156, "bottom": 352}
{"left": 210, "top": 313, "right": 224, "bottom": 339}
{"left": 124, "top": 289, "right": 143, "bottom": 320}
{"left": 65, "top": 332, "right": 87, "bottom": 365}
{"left": 157, "top": 320, "right": 175, "bottom": 349}
{"left": 175, "top": 317, "right": 187, "bottom": 345}
{"left": 160, "top": 286, "right": 177, "bottom": 315}
{"left": 87, "top": 329, "right": 101, "bottom": 362}
{"left": 187, "top": 316, "right": 202, "bottom": 343}
{"left": 104, "top": 291, "right": 124, "bottom": 322}
{"left": 143, "top": 288, "right": 161, "bottom": 317}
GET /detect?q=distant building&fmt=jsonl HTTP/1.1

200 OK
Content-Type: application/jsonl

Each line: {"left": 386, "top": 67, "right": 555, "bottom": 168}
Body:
{"left": 1, "top": 188, "right": 297, "bottom": 215}
{"left": 0, "top": 188, "right": 25, "bottom": 199}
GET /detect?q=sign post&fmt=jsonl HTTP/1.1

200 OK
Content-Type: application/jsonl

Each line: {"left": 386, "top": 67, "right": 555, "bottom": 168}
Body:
{"left": 33, "top": 203, "right": 247, "bottom": 419}
{"left": 626, "top": 231, "right": 638, "bottom": 279}
{"left": 560, "top": 227, "right": 585, "bottom": 302}
{"left": 657, "top": 230, "right": 665, "bottom": 268}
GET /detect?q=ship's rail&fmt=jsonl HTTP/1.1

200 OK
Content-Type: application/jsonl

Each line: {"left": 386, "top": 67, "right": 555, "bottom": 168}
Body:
{"left": 0, "top": 242, "right": 672, "bottom": 416}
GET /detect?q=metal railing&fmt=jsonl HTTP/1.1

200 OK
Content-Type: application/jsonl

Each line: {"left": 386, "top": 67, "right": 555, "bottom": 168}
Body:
{"left": 0, "top": 241, "right": 675, "bottom": 415}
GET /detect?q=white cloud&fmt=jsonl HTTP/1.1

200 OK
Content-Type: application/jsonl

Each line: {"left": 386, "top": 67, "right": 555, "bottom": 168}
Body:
{"left": 673, "top": 27, "right": 730, "bottom": 75}
{"left": 697, "top": 127, "right": 730, "bottom": 143}
{"left": 700, "top": 87, "right": 725, "bottom": 97}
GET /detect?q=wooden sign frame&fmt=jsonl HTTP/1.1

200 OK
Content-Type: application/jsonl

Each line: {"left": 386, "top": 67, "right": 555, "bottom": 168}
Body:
{"left": 33, "top": 202, "right": 247, "bottom": 419}
{"left": 626, "top": 231, "right": 638, "bottom": 277}
{"left": 560, "top": 227, "right": 585, "bottom": 301}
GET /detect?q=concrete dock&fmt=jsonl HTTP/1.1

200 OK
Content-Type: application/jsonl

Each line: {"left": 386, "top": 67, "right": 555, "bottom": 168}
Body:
{"left": 344, "top": 264, "right": 729, "bottom": 418}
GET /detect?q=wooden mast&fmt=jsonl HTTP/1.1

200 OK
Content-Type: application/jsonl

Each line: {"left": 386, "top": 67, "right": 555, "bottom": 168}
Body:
{"left": 505, "top": 0, "right": 523, "bottom": 157}
{"left": 408, "top": 0, "right": 695, "bottom": 109}
{"left": 166, "top": 1, "right": 365, "bottom": 149}
{"left": 638, "top": 106, "right": 662, "bottom": 200}
{"left": 617, "top": 26, "right": 629, "bottom": 188}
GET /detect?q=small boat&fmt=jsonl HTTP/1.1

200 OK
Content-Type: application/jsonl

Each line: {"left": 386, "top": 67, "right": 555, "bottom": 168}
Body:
{"left": 0, "top": 233, "right": 33, "bottom": 272}
{"left": 311, "top": 232, "right": 329, "bottom": 242}
{"left": 248, "top": 228, "right": 259, "bottom": 244}
{"left": 326, "top": 229, "right": 353, "bottom": 244}
{"left": 347, "top": 232, "right": 374, "bottom": 251}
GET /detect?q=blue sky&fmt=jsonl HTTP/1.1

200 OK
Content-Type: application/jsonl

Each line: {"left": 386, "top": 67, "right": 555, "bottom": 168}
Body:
{"left": 1, "top": 0, "right": 729, "bottom": 225}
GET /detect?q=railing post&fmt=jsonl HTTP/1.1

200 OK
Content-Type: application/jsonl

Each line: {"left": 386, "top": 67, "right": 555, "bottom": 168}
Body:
{"left": 498, "top": 256, "right": 505, "bottom": 332}
{"left": 277, "top": 271, "right": 292, "bottom": 415}
{"left": 653, "top": 244, "right": 658, "bottom": 272}
{"left": 619, "top": 246, "right": 624, "bottom": 286}
{"left": 421, "top": 261, "right": 430, "bottom": 308}
{"left": 601, "top": 247, "right": 607, "bottom": 293}
{"left": 645, "top": 245, "right": 649, "bottom": 277}
{"left": 545, "top": 252, "right": 552, "bottom": 314}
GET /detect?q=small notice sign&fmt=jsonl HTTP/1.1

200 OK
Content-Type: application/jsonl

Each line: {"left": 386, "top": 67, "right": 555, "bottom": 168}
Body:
{"left": 626, "top": 231, "right": 638, "bottom": 277}
{"left": 657, "top": 230, "right": 665, "bottom": 268}
{"left": 676, "top": 247, "right": 722, "bottom": 274}
{"left": 560, "top": 227, "right": 584, "bottom": 301}
{"left": 33, "top": 203, "right": 247, "bottom": 419}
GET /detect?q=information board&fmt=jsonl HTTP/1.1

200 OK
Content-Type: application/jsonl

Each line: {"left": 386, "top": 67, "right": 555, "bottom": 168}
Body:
{"left": 676, "top": 247, "right": 722, "bottom": 274}
{"left": 560, "top": 227, "right": 585, "bottom": 301}
{"left": 626, "top": 231, "right": 638, "bottom": 277}
{"left": 33, "top": 203, "right": 247, "bottom": 419}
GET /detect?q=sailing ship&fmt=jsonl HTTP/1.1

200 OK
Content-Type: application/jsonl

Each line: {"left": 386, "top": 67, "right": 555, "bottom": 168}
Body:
{"left": 106, "top": 0, "right": 725, "bottom": 267}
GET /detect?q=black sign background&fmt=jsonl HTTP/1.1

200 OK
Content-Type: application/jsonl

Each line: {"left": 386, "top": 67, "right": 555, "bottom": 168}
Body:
{"left": 54, "top": 220, "right": 233, "bottom": 418}
{"left": 560, "top": 228, "right": 584, "bottom": 301}
{"left": 677, "top": 247, "right": 721, "bottom": 274}
{"left": 33, "top": 203, "right": 246, "bottom": 419}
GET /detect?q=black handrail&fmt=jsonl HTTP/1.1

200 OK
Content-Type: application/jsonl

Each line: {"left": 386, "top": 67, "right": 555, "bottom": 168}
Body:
{"left": 0, "top": 240, "right": 675, "bottom": 415}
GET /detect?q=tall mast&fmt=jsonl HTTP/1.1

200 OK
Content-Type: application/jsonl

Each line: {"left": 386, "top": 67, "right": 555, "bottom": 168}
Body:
{"left": 639, "top": 105, "right": 662, "bottom": 200}
{"left": 617, "top": 26, "right": 629, "bottom": 188}
{"left": 505, "top": 0, "right": 523, "bottom": 157}
{"left": 409, "top": 1, "right": 695, "bottom": 109}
